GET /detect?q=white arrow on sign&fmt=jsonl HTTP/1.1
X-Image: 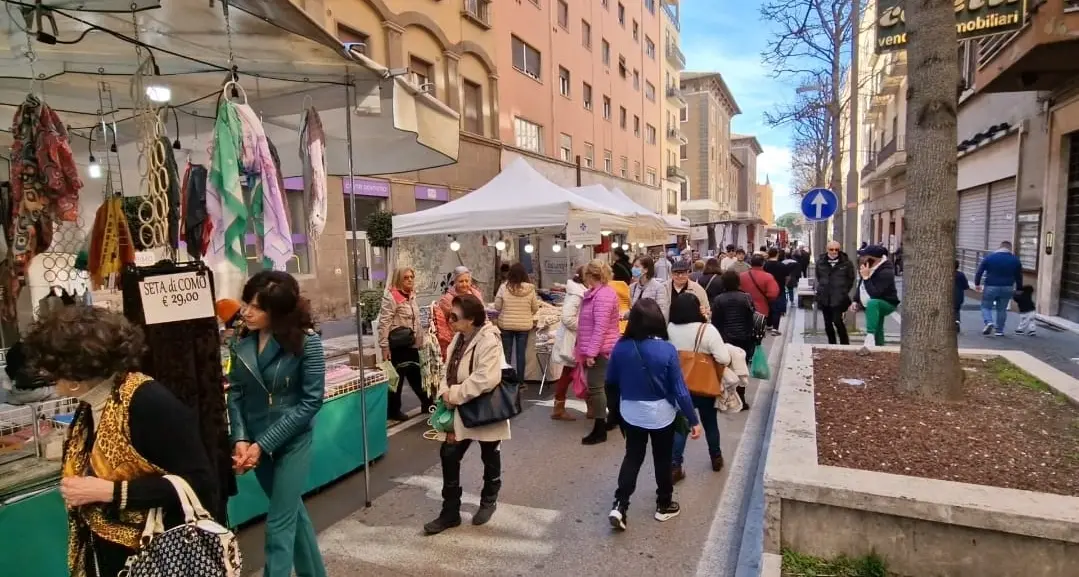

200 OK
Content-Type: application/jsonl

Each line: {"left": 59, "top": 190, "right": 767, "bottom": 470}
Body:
{"left": 811, "top": 191, "right": 828, "bottom": 219}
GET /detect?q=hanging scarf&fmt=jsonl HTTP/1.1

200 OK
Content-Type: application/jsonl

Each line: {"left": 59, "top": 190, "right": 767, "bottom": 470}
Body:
{"left": 233, "top": 103, "right": 293, "bottom": 271}
{"left": 181, "top": 164, "right": 211, "bottom": 260}
{"left": 62, "top": 373, "right": 164, "bottom": 577}
{"left": 206, "top": 100, "right": 247, "bottom": 274}
{"left": 300, "top": 107, "right": 327, "bottom": 240}
{"left": 87, "top": 196, "right": 136, "bottom": 289}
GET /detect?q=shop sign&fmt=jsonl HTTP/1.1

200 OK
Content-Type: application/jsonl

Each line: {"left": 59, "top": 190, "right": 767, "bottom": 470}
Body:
{"left": 875, "top": 0, "right": 1026, "bottom": 54}
{"left": 139, "top": 271, "right": 216, "bottom": 325}
{"left": 689, "top": 226, "right": 708, "bottom": 241}
{"left": 343, "top": 177, "right": 390, "bottom": 197}
{"left": 415, "top": 184, "right": 449, "bottom": 201}
{"left": 567, "top": 215, "right": 601, "bottom": 245}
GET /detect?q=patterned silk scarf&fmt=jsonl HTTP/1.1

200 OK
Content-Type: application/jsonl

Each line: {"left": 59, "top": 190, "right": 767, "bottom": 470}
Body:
{"left": 206, "top": 100, "right": 247, "bottom": 275}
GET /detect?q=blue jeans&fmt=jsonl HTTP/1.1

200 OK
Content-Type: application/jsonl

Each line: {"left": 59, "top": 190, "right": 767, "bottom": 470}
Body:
{"left": 501, "top": 330, "right": 529, "bottom": 381}
{"left": 672, "top": 395, "right": 722, "bottom": 466}
{"left": 980, "top": 285, "right": 1012, "bottom": 331}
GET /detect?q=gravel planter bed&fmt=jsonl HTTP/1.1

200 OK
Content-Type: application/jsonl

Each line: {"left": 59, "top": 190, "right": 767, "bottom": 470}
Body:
{"left": 813, "top": 349, "right": 1079, "bottom": 497}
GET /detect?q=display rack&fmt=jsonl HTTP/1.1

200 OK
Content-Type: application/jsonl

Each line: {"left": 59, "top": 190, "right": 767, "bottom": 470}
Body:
{"left": 0, "top": 397, "right": 79, "bottom": 501}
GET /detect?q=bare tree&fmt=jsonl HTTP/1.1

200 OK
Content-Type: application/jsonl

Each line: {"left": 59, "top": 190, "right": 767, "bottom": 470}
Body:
{"left": 899, "top": 1, "right": 962, "bottom": 398}
{"left": 761, "top": 0, "right": 855, "bottom": 247}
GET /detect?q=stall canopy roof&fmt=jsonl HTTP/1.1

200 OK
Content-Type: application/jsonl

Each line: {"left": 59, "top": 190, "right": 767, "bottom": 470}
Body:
{"left": 572, "top": 185, "right": 689, "bottom": 235}
{"left": 0, "top": 0, "right": 459, "bottom": 176}
{"left": 393, "top": 158, "right": 632, "bottom": 238}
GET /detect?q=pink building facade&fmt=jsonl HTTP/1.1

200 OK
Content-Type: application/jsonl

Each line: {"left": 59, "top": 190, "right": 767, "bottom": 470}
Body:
{"left": 495, "top": 0, "right": 665, "bottom": 201}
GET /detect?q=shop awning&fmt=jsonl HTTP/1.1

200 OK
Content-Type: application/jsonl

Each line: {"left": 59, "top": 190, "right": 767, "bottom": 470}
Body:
{"left": 0, "top": 0, "right": 459, "bottom": 176}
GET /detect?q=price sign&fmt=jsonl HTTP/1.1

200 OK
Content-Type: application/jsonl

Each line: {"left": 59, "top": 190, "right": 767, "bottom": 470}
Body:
{"left": 139, "top": 271, "right": 216, "bottom": 325}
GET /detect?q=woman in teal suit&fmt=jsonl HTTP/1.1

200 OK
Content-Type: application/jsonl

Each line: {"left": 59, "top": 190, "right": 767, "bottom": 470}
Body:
{"left": 227, "top": 270, "right": 327, "bottom": 577}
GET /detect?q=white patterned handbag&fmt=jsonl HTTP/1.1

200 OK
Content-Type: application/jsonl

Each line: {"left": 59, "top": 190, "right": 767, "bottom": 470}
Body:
{"left": 120, "top": 475, "right": 242, "bottom": 577}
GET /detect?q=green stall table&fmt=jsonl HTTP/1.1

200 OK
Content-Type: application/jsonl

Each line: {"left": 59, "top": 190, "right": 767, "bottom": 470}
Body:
{"left": 0, "top": 380, "right": 389, "bottom": 576}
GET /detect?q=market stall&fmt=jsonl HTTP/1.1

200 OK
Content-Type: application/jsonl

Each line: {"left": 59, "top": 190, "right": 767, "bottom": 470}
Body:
{"left": 0, "top": 1, "right": 460, "bottom": 569}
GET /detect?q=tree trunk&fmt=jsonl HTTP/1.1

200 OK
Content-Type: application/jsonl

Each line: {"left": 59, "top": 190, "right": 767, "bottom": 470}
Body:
{"left": 898, "top": 0, "right": 963, "bottom": 399}
{"left": 829, "top": 41, "right": 844, "bottom": 247}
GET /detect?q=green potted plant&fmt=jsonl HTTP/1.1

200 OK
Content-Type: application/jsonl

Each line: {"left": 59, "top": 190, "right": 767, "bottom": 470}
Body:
{"left": 358, "top": 289, "right": 383, "bottom": 334}
{"left": 366, "top": 210, "right": 394, "bottom": 249}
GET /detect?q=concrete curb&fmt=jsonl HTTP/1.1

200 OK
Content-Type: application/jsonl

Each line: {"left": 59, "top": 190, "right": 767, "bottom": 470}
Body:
{"left": 1036, "top": 314, "right": 1079, "bottom": 336}
{"left": 695, "top": 310, "right": 793, "bottom": 577}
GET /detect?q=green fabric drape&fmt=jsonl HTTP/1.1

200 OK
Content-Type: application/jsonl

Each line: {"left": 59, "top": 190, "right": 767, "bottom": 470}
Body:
{"left": 209, "top": 100, "right": 248, "bottom": 274}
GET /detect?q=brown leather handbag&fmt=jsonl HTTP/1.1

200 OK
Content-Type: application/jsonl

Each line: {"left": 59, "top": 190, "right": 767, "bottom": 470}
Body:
{"left": 678, "top": 324, "right": 725, "bottom": 397}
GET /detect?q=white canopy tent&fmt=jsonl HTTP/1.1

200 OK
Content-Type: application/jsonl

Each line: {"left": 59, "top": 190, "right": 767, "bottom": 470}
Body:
{"left": 569, "top": 185, "right": 669, "bottom": 245}
{"left": 608, "top": 187, "right": 691, "bottom": 236}
{"left": 393, "top": 158, "right": 632, "bottom": 238}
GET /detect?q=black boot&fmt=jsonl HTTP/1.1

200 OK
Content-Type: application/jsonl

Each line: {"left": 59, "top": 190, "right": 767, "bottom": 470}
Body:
{"left": 473, "top": 479, "right": 501, "bottom": 526}
{"left": 424, "top": 484, "right": 462, "bottom": 535}
{"left": 737, "top": 386, "right": 750, "bottom": 411}
{"left": 581, "top": 418, "right": 608, "bottom": 445}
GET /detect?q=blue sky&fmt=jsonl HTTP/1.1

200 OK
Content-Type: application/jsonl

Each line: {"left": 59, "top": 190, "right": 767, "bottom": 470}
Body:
{"left": 679, "top": 0, "right": 800, "bottom": 218}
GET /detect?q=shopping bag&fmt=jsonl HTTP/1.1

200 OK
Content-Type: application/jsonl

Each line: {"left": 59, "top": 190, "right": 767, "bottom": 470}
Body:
{"left": 571, "top": 363, "right": 589, "bottom": 399}
{"left": 430, "top": 399, "right": 455, "bottom": 433}
{"left": 378, "top": 360, "right": 400, "bottom": 392}
{"left": 750, "top": 346, "right": 770, "bottom": 380}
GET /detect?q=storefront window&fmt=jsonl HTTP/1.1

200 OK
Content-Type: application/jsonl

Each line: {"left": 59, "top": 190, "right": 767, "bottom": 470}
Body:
{"left": 342, "top": 196, "right": 384, "bottom": 231}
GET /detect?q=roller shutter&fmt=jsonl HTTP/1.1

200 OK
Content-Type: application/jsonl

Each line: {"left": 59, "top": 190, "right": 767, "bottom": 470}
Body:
{"left": 986, "top": 180, "right": 1016, "bottom": 249}
{"left": 956, "top": 186, "right": 988, "bottom": 277}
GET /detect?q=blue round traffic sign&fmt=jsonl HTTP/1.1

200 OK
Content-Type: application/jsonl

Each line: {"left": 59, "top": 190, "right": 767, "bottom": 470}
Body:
{"left": 801, "top": 188, "right": 838, "bottom": 222}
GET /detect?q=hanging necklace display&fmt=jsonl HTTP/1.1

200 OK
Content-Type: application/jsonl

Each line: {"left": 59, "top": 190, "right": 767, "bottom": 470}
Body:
{"left": 129, "top": 25, "right": 170, "bottom": 260}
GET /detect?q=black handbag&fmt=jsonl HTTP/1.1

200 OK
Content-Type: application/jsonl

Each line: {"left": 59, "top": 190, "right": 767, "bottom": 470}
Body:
{"left": 456, "top": 347, "right": 522, "bottom": 428}
{"left": 388, "top": 326, "right": 415, "bottom": 349}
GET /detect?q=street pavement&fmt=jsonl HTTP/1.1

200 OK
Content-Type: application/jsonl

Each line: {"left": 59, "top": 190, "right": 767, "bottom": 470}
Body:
{"left": 235, "top": 332, "right": 784, "bottom": 576}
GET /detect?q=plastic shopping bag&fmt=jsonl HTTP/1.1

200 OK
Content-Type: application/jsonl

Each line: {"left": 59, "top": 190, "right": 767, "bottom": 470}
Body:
{"left": 378, "top": 360, "right": 400, "bottom": 392}
{"left": 430, "top": 399, "right": 455, "bottom": 433}
{"left": 750, "top": 346, "right": 771, "bottom": 380}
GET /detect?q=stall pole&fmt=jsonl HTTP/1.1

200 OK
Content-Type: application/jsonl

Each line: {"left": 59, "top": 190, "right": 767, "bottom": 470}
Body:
{"left": 343, "top": 75, "right": 372, "bottom": 508}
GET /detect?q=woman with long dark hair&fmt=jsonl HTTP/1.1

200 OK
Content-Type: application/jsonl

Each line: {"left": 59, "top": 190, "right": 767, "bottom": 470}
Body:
{"left": 228, "top": 270, "right": 328, "bottom": 577}
{"left": 604, "top": 298, "right": 701, "bottom": 531}
{"left": 711, "top": 270, "right": 757, "bottom": 410}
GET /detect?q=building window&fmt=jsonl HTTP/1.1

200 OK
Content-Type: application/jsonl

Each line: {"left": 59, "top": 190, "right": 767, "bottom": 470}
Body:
{"left": 604, "top": 150, "right": 613, "bottom": 173}
{"left": 633, "top": 115, "right": 640, "bottom": 137}
{"left": 559, "top": 66, "right": 571, "bottom": 97}
{"left": 646, "top": 124, "right": 657, "bottom": 144}
{"left": 584, "top": 142, "right": 594, "bottom": 168}
{"left": 461, "top": 79, "right": 483, "bottom": 135}
{"left": 583, "top": 82, "right": 593, "bottom": 110}
{"left": 337, "top": 23, "right": 369, "bottom": 56}
{"left": 617, "top": 2, "right": 625, "bottom": 25}
{"left": 645, "top": 81, "right": 656, "bottom": 101}
{"left": 680, "top": 106, "right": 688, "bottom": 122}
{"left": 559, "top": 133, "right": 572, "bottom": 162}
{"left": 632, "top": 20, "right": 639, "bottom": 42}
{"left": 514, "top": 117, "right": 543, "bottom": 152}
{"left": 601, "top": 39, "right": 610, "bottom": 66}
{"left": 618, "top": 56, "right": 627, "bottom": 78}
{"left": 602, "top": 0, "right": 609, "bottom": 8}
{"left": 680, "top": 181, "right": 688, "bottom": 201}
{"left": 647, "top": 169, "right": 657, "bottom": 186}
{"left": 409, "top": 56, "right": 434, "bottom": 94}
{"left": 634, "top": 161, "right": 641, "bottom": 181}
{"left": 620, "top": 156, "right": 628, "bottom": 178}
{"left": 603, "top": 95, "right": 611, "bottom": 120}
{"left": 619, "top": 106, "right": 627, "bottom": 129}
{"left": 633, "top": 69, "right": 640, "bottom": 90}
{"left": 511, "top": 35, "right": 542, "bottom": 80}
{"left": 645, "top": 36, "right": 655, "bottom": 59}
{"left": 680, "top": 143, "right": 687, "bottom": 159}
{"left": 645, "top": 0, "right": 655, "bottom": 14}
{"left": 582, "top": 20, "right": 591, "bottom": 49}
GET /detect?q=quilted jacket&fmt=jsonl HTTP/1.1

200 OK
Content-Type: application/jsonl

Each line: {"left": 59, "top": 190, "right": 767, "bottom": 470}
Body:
{"left": 494, "top": 282, "right": 540, "bottom": 332}
{"left": 575, "top": 283, "right": 620, "bottom": 360}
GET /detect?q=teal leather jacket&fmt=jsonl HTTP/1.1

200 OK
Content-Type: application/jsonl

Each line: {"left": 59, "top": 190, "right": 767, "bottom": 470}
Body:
{"left": 226, "top": 329, "right": 326, "bottom": 454}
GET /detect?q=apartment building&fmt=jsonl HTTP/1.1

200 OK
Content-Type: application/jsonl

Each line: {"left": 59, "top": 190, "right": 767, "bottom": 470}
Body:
{"left": 679, "top": 71, "right": 741, "bottom": 225}
{"left": 284, "top": 0, "right": 502, "bottom": 313}
{"left": 859, "top": 42, "right": 908, "bottom": 254}
{"left": 661, "top": 1, "right": 688, "bottom": 215}
{"left": 496, "top": 0, "right": 666, "bottom": 211}
{"left": 732, "top": 135, "right": 763, "bottom": 217}
{"left": 758, "top": 175, "right": 775, "bottom": 226}
{"left": 973, "top": 0, "right": 1079, "bottom": 322}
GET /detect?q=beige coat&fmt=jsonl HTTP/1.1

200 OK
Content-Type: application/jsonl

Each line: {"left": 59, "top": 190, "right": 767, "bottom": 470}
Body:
{"left": 494, "top": 282, "right": 540, "bottom": 332}
{"left": 377, "top": 288, "right": 424, "bottom": 350}
{"left": 438, "top": 322, "right": 512, "bottom": 442}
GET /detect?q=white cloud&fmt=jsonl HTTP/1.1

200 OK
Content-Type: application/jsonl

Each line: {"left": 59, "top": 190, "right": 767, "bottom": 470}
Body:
{"left": 756, "top": 145, "right": 800, "bottom": 216}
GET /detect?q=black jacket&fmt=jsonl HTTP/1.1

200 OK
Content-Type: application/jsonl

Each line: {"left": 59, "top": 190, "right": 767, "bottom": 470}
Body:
{"left": 856, "top": 260, "right": 901, "bottom": 307}
{"left": 711, "top": 290, "right": 757, "bottom": 344}
{"left": 815, "top": 252, "right": 856, "bottom": 309}
{"left": 763, "top": 260, "right": 789, "bottom": 290}
{"left": 612, "top": 258, "right": 633, "bottom": 284}
{"left": 698, "top": 273, "right": 724, "bottom": 304}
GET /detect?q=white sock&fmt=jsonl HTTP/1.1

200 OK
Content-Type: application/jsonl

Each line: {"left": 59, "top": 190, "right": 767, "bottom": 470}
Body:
{"left": 888, "top": 311, "right": 901, "bottom": 325}
{"left": 863, "top": 332, "right": 875, "bottom": 348}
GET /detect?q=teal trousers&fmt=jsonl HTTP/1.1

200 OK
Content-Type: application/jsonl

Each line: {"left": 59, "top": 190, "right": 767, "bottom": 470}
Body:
{"left": 253, "top": 432, "right": 327, "bottom": 577}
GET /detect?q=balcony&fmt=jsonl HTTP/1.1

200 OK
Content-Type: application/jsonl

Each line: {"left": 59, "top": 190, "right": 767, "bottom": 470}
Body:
{"left": 975, "top": 0, "right": 1079, "bottom": 93}
{"left": 876, "top": 134, "right": 906, "bottom": 176}
{"left": 860, "top": 153, "right": 878, "bottom": 180}
{"left": 665, "top": 42, "right": 686, "bottom": 70}
{"left": 667, "top": 164, "right": 687, "bottom": 182}
{"left": 462, "top": 0, "right": 491, "bottom": 28}
{"left": 667, "top": 125, "right": 688, "bottom": 145}
{"left": 666, "top": 86, "right": 687, "bottom": 107}
{"left": 881, "top": 53, "right": 905, "bottom": 95}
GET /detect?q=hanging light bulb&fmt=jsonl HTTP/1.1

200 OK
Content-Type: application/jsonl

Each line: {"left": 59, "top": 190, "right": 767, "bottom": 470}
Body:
{"left": 600, "top": 230, "right": 613, "bottom": 236}
{"left": 87, "top": 155, "right": 102, "bottom": 179}
{"left": 449, "top": 236, "right": 461, "bottom": 251}
{"left": 146, "top": 84, "right": 171, "bottom": 103}
{"left": 575, "top": 243, "right": 584, "bottom": 249}
{"left": 494, "top": 239, "right": 506, "bottom": 251}
{"left": 524, "top": 242, "right": 534, "bottom": 254}
{"left": 551, "top": 243, "right": 562, "bottom": 253}
{"left": 638, "top": 242, "right": 646, "bottom": 248}
{"left": 621, "top": 243, "right": 630, "bottom": 251}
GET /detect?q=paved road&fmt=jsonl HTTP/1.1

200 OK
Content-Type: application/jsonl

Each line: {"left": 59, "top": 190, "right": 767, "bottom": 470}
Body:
{"left": 235, "top": 333, "right": 784, "bottom": 576}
